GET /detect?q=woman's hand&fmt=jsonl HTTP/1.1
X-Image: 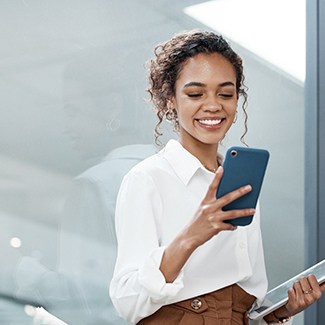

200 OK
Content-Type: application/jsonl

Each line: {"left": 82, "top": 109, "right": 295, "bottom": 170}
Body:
{"left": 159, "top": 166, "right": 255, "bottom": 283}
{"left": 183, "top": 166, "right": 255, "bottom": 248}
{"left": 285, "top": 275, "right": 325, "bottom": 315}
{"left": 264, "top": 275, "right": 325, "bottom": 322}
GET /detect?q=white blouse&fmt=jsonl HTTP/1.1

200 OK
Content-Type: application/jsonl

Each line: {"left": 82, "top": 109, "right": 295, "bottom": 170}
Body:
{"left": 110, "top": 139, "right": 292, "bottom": 325}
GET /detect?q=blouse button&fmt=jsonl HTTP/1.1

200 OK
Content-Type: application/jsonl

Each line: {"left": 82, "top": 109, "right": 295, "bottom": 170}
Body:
{"left": 191, "top": 298, "right": 202, "bottom": 310}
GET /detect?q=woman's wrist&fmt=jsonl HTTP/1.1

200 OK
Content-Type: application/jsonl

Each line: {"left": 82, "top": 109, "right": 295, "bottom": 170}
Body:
{"left": 275, "top": 305, "right": 291, "bottom": 318}
{"left": 159, "top": 232, "right": 197, "bottom": 283}
{"left": 178, "top": 226, "right": 203, "bottom": 251}
{"left": 264, "top": 312, "right": 291, "bottom": 323}
{"left": 264, "top": 306, "right": 292, "bottom": 323}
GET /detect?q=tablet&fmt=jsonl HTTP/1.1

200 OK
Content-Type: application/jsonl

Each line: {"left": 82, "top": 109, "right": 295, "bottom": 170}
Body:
{"left": 249, "top": 259, "right": 325, "bottom": 320}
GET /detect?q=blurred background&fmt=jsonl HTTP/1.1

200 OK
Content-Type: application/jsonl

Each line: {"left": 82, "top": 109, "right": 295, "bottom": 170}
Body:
{"left": 0, "top": 0, "right": 307, "bottom": 324}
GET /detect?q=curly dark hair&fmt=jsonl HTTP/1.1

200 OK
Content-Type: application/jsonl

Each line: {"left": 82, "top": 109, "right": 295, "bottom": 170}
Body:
{"left": 146, "top": 29, "right": 248, "bottom": 145}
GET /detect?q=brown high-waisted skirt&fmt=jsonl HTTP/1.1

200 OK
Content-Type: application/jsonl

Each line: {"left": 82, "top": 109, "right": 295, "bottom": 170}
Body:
{"left": 137, "top": 284, "right": 256, "bottom": 325}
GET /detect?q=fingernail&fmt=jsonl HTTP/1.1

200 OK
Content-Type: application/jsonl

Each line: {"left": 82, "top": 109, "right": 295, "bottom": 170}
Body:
{"left": 216, "top": 166, "right": 223, "bottom": 173}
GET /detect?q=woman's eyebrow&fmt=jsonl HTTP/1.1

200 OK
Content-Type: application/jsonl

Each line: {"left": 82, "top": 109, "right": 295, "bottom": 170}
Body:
{"left": 184, "top": 81, "right": 206, "bottom": 88}
{"left": 219, "top": 81, "right": 236, "bottom": 87}
{"left": 183, "top": 81, "right": 235, "bottom": 88}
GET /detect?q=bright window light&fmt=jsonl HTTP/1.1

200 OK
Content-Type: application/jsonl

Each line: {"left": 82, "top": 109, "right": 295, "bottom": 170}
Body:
{"left": 184, "top": 0, "right": 305, "bottom": 83}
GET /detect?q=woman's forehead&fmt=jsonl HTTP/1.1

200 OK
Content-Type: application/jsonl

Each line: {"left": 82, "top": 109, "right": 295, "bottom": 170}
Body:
{"left": 176, "top": 53, "right": 236, "bottom": 85}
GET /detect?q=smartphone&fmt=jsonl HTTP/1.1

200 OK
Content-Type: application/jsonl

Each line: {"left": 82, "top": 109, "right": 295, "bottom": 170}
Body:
{"left": 216, "top": 146, "right": 270, "bottom": 226}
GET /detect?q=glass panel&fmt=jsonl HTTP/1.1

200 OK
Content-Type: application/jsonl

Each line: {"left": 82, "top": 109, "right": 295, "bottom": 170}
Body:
{"left": 0, "top": 1, "right": 305, "bottom": 324}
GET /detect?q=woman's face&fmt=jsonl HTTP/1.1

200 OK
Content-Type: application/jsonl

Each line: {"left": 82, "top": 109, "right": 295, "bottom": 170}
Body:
{"left": 170, "top": 53, "right": 238, "bottom": 152}
{"left": 63, "top": 80, "right": 123, "bottom": 160}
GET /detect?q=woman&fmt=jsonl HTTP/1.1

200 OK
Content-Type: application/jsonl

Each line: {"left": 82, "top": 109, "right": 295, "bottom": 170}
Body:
{"left": 110, "top": 30, "right": 324, "bottom": 324}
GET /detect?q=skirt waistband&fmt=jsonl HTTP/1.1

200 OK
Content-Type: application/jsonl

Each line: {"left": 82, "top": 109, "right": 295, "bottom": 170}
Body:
{"left": 138, "top": 284, "right": 256, "bottom": 325}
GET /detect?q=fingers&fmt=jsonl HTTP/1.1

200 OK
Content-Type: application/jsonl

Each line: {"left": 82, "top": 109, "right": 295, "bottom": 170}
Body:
{"left": 298, "top": 275, "right": 322, "bottom": 299}
{"left": 216, "top": 184, "right": 252, "bottom": 208}
{"left": 305, "top": 275, "right": 322, "bottom": 299}
{"left": 221, "top": 208, "right": 256, "bottom": 222}
{"left": 203, "top": 166, "right": 223, "bottom": 202}
{"left": 198, "top": 166, "right": 255, "bottom": 235}
{"left": 286, "top": 275, "right": 323, "bottom": 316}
{"left": 203, "top": 165, "right": 253, "bottom": 207}
{"left": 293, "top": 278, "right": 314, "bottom": 306}
{"left": 204, "top": 206, "right": 255, "bottom": 234}
{"left": 200, "top": 194, "right": 255, "bottom": 223}
{"left": 201, "top": 166, "right": 254, "bottom": 224}
{"left": 207, "top": 215, "right": 238, "bottom": 232}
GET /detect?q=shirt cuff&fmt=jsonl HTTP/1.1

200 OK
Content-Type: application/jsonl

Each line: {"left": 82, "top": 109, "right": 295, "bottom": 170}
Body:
{"left": 138, "top": 246, "right": 184, "bottom": 302}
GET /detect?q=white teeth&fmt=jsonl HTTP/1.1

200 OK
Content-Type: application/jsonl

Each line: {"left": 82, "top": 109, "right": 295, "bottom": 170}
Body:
{"left": 199, "top": 119, "right": 222, "bottom": 125}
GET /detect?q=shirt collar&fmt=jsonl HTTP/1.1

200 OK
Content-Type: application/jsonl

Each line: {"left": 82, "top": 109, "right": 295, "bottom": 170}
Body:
{"left": 160, "top": 139, "right": 213, "bottom": 186}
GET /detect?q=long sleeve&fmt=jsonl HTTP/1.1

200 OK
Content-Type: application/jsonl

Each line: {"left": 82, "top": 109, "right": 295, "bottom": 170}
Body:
{"left": 110, "top": 171, "right": 185, "bottom": 324}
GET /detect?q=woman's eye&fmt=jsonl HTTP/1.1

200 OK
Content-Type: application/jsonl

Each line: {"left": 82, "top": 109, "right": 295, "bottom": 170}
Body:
{"left": 188, "top": 93, "right": 202, "bottom": 98}
{"left": 219, "top": 93, "right": 234, "bottom": 98}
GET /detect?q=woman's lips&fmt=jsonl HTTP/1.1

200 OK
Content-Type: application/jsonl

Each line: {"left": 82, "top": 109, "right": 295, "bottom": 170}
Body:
{"left": 198, "top": 118, "right": 222, "bottom": 126}
{"left": 196, "top": 118, "right": 225, "bottom": 128}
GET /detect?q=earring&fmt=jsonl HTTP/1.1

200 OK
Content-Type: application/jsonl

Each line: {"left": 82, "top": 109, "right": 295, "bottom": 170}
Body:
{"left": 106, "top": 118, "right": 121, "bottom": 132}
{"left": 233, "top": 111, "right": 238, "bottom": 124}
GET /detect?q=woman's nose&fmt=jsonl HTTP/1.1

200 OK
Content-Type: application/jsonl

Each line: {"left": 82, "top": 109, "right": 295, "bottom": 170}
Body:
{"left": 202, "top": 97, "right": 222, "bottom": 112}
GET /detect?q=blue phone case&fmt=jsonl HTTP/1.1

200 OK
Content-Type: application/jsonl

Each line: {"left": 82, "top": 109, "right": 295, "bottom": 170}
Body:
{"left": 216, "top": 146, "right": 270, "bottom": 226}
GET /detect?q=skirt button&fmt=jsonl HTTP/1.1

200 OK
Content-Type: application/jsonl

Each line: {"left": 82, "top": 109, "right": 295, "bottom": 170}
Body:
{"left": 191, "top": 298, "right": 202, "bottom": 310}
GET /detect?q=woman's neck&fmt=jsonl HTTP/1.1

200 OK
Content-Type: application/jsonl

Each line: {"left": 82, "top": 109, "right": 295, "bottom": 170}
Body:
{"left": 179, "top": 139, "right": 219, "bottom": 172}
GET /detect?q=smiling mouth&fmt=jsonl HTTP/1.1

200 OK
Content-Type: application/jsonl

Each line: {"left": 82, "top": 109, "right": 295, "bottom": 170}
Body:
{"left": 197, "top": 118, "right": 224, "bottom": 126}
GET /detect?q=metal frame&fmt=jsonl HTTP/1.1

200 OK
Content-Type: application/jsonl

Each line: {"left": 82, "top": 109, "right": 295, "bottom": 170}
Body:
{"left": 305, "top": 0, "right": 325, "bottom": 323}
